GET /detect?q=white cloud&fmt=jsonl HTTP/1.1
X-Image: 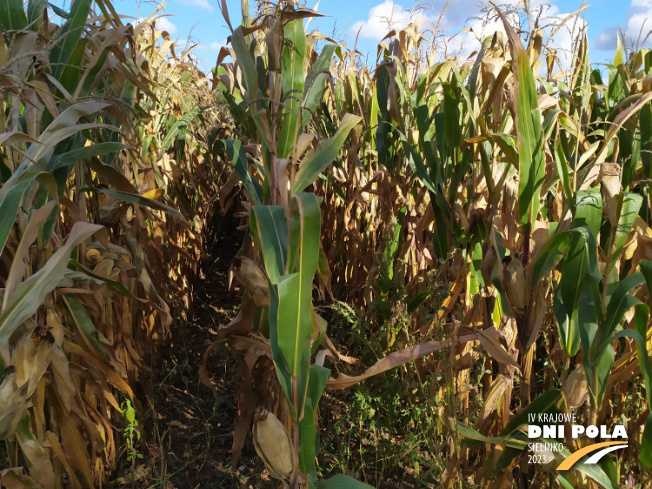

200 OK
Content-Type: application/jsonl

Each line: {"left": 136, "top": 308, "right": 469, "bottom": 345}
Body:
{"left": 155, "top": 17, "right": 178, "bottom": 34}
{"left": 427, "top": 1, "right": 586, "bottom": 73}
{"left": 545, "top": 12, "right": 588, "bottom": 72}
{"left": 595, "top": 0, "right": 652, "bottom": 51}
{"left": 351, "top": 1, "right": 427, "bottom": 41}
{"left": 351, "top": 0, "right": 584, "bottom": 72}
{"left": 595, "top": 27, "right": 618, "bottom": 51}
{"left": 176, "top": 40, "right": 193, "bottom": 51}
{"left": 135, "top": 16, "right": 178, "bottom": 34}
{"left": 176, "top": 0, "right": 214, "bottom": 11}
{"left": 209, "top": 40, "right": 227, "bottom": 51}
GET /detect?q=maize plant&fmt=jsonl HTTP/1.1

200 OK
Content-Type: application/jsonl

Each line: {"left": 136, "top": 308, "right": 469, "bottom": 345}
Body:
{"left": 209, "top": 1, "right": 376, "bottom": 487}
{"left": 0, "top": 0, "right": 225, "bottom": 487}
{"left": 6, "top": 0, "right": 652, "bottom": 487}
{"left": 207, "top": 1, "right": 652, "bottom": 488}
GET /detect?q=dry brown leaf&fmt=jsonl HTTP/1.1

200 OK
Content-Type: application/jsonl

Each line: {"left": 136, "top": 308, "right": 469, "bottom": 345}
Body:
{"left": 231, "top": 350, "right": 260, "bottom": 469}
{"left": 0, "top": 469, "right": 41, "bottom": 489}
{"left": 60, "top": 415, "right": 95, "bottom": 488}
{"left": 437, "top": 275, "right": 465, "bottom": 320}
{"left": 49, "top": 347, "right": 75, "bottom": 412}
{"left": 476, "top": 328, "right": 521, "bottom": 372}
{"left": 12, "top": 329, "right": 53, "bottom": 398}
{"left": 0, "top": 374, "right": 28, "bottom": 440}
{"left": 326, "top": 332, "right": 481, "bottom": 390}
{"left": 15, "top": 425, "right": 55, "bottom": 489}
{"left": 43, "top": 432, "right": 82, "bottom": 489}
{"left": 199, "top": 296, "right": 256, "bottom": 396}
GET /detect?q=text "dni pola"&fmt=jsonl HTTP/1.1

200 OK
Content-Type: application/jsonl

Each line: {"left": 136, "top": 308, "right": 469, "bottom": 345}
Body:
{"left": 526, "top": 413, "right": 627, "bottom": 439}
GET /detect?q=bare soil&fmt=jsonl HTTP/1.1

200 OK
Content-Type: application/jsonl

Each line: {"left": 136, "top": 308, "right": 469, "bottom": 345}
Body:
{"left": 128, "top": 208, "right": 262, "bottom": 489}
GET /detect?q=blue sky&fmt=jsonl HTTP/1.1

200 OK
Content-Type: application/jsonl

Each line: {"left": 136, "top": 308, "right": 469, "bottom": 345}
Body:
{"left": 112, "top": 0, "right": 649, "bottom": 71}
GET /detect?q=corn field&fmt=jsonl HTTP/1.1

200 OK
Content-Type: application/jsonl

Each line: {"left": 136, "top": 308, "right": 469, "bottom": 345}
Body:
{"left": 3, "top": 0, "right": 652, "bottom": 488}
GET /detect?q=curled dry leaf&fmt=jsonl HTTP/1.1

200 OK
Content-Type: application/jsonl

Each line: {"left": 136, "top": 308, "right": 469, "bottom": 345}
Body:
{"left": 326, "top": 332, "right": 484, "bottom": 390}
{"left": 476, "top": 327, "right": 521, "bottom": 372}
{"left": 231, "top": 349, "right": 260, "bottom": 469}
{"left": 0, "top": 469, "right": 41, "bottom": 489}
{"left": 49, "top": 347, "right": 75, "bottom": 412}
{"left": 12, "top": 328, "right": 54, "bottom": 398}
{"left": 0, "top": 373, "right": 28, "bottom": 440}
{"left": 475, "top": 375, "right": 509, "bottom": 432}
{"left": 15, "top": 422, "right": 55, "bottom": 489}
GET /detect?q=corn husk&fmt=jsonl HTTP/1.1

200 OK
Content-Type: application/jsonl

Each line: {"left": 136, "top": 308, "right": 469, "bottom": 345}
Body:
{"left": 252, "top": 407, "right": 296, "bottom": 481}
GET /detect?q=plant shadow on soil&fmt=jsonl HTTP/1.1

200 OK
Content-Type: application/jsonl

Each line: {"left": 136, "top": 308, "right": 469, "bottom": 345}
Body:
{"left": 110, "top": 208, "right": 431, "bottom": 489}
{"left": 110, "top": 208, "right": 268, "bottom": 489}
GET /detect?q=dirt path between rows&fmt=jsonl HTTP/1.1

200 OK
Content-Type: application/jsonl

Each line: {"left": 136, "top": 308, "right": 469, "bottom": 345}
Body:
{"left": 111, "top": 207, "right": 421, "bottom": 489}
{"left": 135, "top": 208, "right": 263, "bottom": 489}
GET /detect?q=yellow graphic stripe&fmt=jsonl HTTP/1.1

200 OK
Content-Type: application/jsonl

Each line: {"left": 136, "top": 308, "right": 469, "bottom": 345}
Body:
{"left": 557, "top": 441, "right": 627, "bottom": 471}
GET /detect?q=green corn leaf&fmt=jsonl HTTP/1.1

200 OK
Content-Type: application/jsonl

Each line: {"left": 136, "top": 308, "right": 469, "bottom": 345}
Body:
{"left": 0, "top": 167, "right": 43, "bottom": 257}
{"left": 577, "top": 287, "right": 599, "bottom": 395}
{"left": 614, "top": 321, "right": 652, "bottom": 407}
{"left": 500, "top": 389, "right": 562, "bottom": 437}
{"left": 556, "top": 446, "right": 618, "bottom": 489}
{"left": 445, "top": 392, "right": 611, "bottom": 484}
{"left": 216, "top": 139, "right": 263, "bottom": 206}
{"left": 48, "top": 142, "right": 128, "bottom": 173}
{"left": 49, "top": 0, "right": 92, "bottom": 81}
{"left": 160, "top": 110, "right": 199, "bottom": 153}
{"left": 26, "top": 0, "right": 46, "bottom": 29}
{"left": 277, "top": 19, "right": 307, "bottom": 159}
{"left": 599, "top": 272, "right": 645, "bottom": 350}
{"left": 556, "top": 227, "right": 599, "bottom": 355}
{"left": 299, "top": 364, "right": 330, "bottom": 476}
{"left": 530, "top": 230, "right": 572, "bottom": 283}
{"left": 605, "top": 192, "right": 642, "bottom": 278}
{"left": 553, "top": 139, "right": 573, "bottom": 206}
{"left": 641, "top": 104, "right": 652, "bottom": 181}
{"left": 267, "top": 285, "right": 293, "bottom": 412}
{"left": 24, "top": 101, "right": 111, "bottom": 166}
{"left": 302, "top": 44, "right": 335, "bottom": 129}
{"left": 299, "top": 397, "right": 318, "bottom": 476}
{"left": 574, "top": 189, "right": 602, "bottom": 237}
{"left": 62, "top": 294, "right": 108, "bottom": 361}
{"left": 444, "top": 418, "right": 527, "bottom": 450}
{"left": 400, "top": 130, "right": 436, "bottom": 193}
{"left": 641, "top": 415, "right": 652, "bottom": 467}
{"left": 275, "top": 194, "right": 321, "bottom": 413}
{"left": 314, "top": 475, "right": 374, "bottom": 489}
{"left": 498, "top": 11, "right": 546, "bottom": 228}
{"left": 554, "top": 292, "right": 580, "bottom": 357}
{"left": 252, "top": 205, "right": 288, "bottom": 284}
{"left": 0, "top": 0, "right": 27, "bottom": 31}
{"left": 593, "top": 344, "right": 615, "bottom": 410}
{"left": 231, "top": 27, "right": 258, "bottom": 97}
{"left": 491, "top": 133, "right": 520, "bottom": 169}
{"left": 294, "top": 113, "right": 361, "bottom": 192}
{"left": 557, "top": 474, "right": 574, "bottom": 489}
